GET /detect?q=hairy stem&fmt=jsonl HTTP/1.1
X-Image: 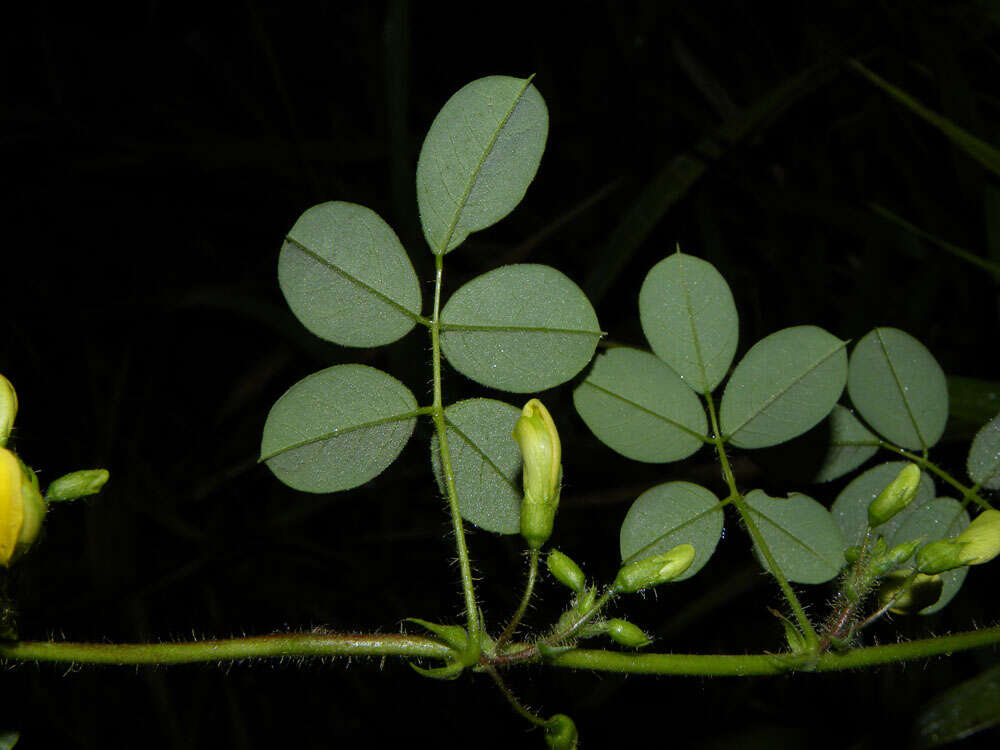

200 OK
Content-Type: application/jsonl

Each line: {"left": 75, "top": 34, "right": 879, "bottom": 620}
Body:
{"left": 704, "top": 392, "right": 819, "bottom": 648}
{"left": 549, "top": 624, "right": 1000, "bottom": 675}
{"left": 495, "top": 548, "right": 539, "bottom": 652}
{"left": 430, "top": 253, "right": 480, "bottom": 640}
{"left": 486, "top": 667, "right": 548, "bottom": 728}
{"left": 0, "top": 633, "right": 451, "bottom": 665}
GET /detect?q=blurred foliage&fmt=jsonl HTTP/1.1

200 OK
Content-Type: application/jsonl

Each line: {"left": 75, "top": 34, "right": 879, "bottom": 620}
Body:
{"left": 2, "top": 0, "right": 1000, "bottom": 747}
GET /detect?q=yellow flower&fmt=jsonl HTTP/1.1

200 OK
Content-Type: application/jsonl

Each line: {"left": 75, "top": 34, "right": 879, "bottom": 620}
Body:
{"left": 1, "top": 447, "right": 46, "bottom": 567}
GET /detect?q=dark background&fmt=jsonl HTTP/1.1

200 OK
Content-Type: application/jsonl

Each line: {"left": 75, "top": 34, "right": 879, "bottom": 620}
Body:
{"left": 3, "top": 1, "right": 1000, "bottom": 747}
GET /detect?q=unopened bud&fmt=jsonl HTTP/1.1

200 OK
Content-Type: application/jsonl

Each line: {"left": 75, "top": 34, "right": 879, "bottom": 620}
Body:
{"left": 544, "top": 714, "right": 578, "bottom": 750}
{"left": 546, "top": 550, "right": 585, "bottom": 593}
{"left": 952, "top": 509, "right": 1000, "bottom": 566}
{"left": 879, "top": 571, "right": 944, "bottom": 614}
{"left": 871, "top": 538, "right": 924, "bottom": 577}
{"left": 868, "top": 463, "right": 921, "bottom": 527}
{"left": 916, "top": 539, "right": 970, "bottom": 575}
{"left": 605, "top": 618, "right": 652, "bottom": 648}
{"left": 513, "top": 399, "right": 562, "bottom": 550}
{"left": 46, "top": 469, "right": 110, "bottom": 503}
{"left": 613, "top": 543, "right": 695, "bottom": 594}
{"left": 0, "top": 374, "right": 16, "bottom": 448}
{"left": 1, "top": 448, "right": 47, "bottom": 567}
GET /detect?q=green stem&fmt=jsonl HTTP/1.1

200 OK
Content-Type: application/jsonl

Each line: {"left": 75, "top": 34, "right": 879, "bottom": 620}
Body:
{"left": 0, "top": 633, "right": 451, "bottom": 665}
{"left": 5, "top": 625, "right": 1000, "bottom": 674}
{"left": 877, "top": 441, "right": 992, "bottom": 511}
{"left": 548, "top": 624, "right": 1000, "bottom": 675}
{"left": 495, "top": 549, "right": 539, "bottom": 652}
{"left": 430, "top": 253, "right": 480, "bottom": 640}
{"left": 704, "top": 392, "right": 818, "bottom": 649}
{"left": 486, "top": 667, "right": 548, "bottom": 728}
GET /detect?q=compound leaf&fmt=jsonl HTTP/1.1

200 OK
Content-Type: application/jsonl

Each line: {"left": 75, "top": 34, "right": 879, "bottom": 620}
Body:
{"left": 619, "top": 481, "right": 723, "bottom": 581}
{"left": 278, "top": 202, "right": 422, "bottom": 347}
{"left": 744, "top": 490, "right": 846, "bottom": 584}
{"left": 417, "top": 76, "right": 548, "bottom": 254}
{"left": 638, "top": 250, "right": 738, "bottom": 394}
{"left": 720, "top": 326, "right": 847, "bottom": 449}
{"left": 431, "top": 398, "right": 522, "bottom": 534}
{"left": 440, "top": 264, "right": 601, "bottom": 392}
{"left": 261, "top": 365, "right": 419, "bottom": 493}
{"left": 847, "top": 327, "right": 948, "bottom": 450}
{"left": 573, "top": 347, "right": 707, "bottom": 463}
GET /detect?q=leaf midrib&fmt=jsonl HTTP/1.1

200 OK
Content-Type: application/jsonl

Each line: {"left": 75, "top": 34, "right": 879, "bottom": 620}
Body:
{"left": 435, "top": 77, "right": 534, "bottom": 254}
{"left": 284, "top": 236, "right": 427, "bottom": 325}
{"left": 260, "top": 409, "right": 424, "bottom": 462}
{"left": 726, "top": 337, "right": 845, "bottom": 439}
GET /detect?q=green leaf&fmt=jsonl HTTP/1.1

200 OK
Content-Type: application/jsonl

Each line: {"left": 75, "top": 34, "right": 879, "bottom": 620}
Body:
{"left": 416, "top": 76, "right": 548, "bottom": 254}
{"left": 573, "top": 347, "right": 707, "bottom": 463}
{"left": 278, "top": 202, "right": 422, "bottom": 347}
{"left": 440, "top": 264, "right": 601, "bottom": 392}
{"left": 720, "top": 326, "right": 847, "bottom": 449}
{"left": 847, "top": 328, "right": 948, "bottom": 450}
{"left": 913, "top": 663, "right": 1000, "bottom": 748}
{"left": 261, "top": 364, "right": 419, "bottom": 493}
{"left": 0, "top": 732, "right": 18, "bottom": 750}
{"left": 849, "top": 60, "right": 1000, "bottom": 179}
{"left": 814, "top": 405, "right": 880, "bottom": 483}
{"left": 832, "top": 461, "right": 936, "bottom": 546}
{"left": 744, "top": 490, "right": 846, "bottom": 584}
{"left": 619, "top": 481, "right": 723, "bottom": 581}
{"left": 430, "top": 398, "right": 522, "bottom": 534}
{"left": 968, "top": 413, "right": 1000, "bottom": 490}
{"left": 889, "top": 498, "right": 970, "bottom": 615}
{"left": 638, "top": 251, "right": 738, "bottom": 394}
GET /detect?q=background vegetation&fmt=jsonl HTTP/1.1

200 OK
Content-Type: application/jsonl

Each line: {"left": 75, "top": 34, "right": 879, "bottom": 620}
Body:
{"left": 3, "top": 1, "right": 1000, "bottom": 747}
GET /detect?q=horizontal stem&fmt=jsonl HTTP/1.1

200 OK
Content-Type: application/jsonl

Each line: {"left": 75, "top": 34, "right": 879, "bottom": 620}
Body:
{"left": 4, "top": 625, "right": 999, "bottom": 675}
{"left": 0, "top": 633, "right": 451, "bottom": 666}
{"left": 550, "top": 625, "right": 1000, "bottom": 676}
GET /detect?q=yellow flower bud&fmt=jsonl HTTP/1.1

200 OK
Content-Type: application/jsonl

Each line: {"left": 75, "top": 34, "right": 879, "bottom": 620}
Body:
{"left": 952, "top": 509, "right": 1000, "bottom": 566}
{"left": 613, "top": 543, "right": 695, "bottom": 594}
{"left": 513, "top": 399, "right": 562, "bottom": 550}
{"left": 868, "top": 463, "right": 921, "bottom": 527}
{"left": 916, "top": 539, "right": 970, "bottom": 575}
{"left": 0, "top": 374, "right": 17, "bottom": 448}
{"left": 878, "top": 570, "right": 943, "bottom": 614}
{"left": 1, "top": 447, "right": 47, "bottom": 567}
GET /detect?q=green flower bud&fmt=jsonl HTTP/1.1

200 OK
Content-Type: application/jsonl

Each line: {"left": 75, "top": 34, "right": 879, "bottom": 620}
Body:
{"left": 844, "top": 545, "right": 862, "bottom": 565}
{"left": 605, "top": 618, "right": 652, "bottom": 648}
{"left": 1, "top": 447, "right": 47, "bottom": 567}
{"left": 0, "top": 374, "right": 16, "bottom": 448}
{"left": 513, "top": 399, "right": 562, "bottom": 550}
{"left": 46, "top": 469, "right": 110, "bottom": 503}
{"left": 878, "top": 570, "right": 943, "bottom": 614}
{"left": 613, "top": 543, "right": 695, "bottom": 594}
{"left": 952, "top": 509, "right": 1000, "bottom": 566}
{"left": 868, "top": 463, "right": 921, "bottom": 527}
{"left": 916, "top": 539, "right": 970, "bottom": 575}
{"left": 870, "top": 538, "right": 924, "bottom": 577}
{"left": 544, "top": 714, "right": 578, "bottom": 750}
{"left": 546, "top": 549, "right": 585, "bottom": 593}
